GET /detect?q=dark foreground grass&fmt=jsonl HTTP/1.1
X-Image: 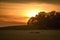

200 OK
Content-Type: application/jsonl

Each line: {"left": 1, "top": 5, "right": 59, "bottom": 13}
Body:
{"left": 0, "top": 30, "right": 60, "bottom": 40}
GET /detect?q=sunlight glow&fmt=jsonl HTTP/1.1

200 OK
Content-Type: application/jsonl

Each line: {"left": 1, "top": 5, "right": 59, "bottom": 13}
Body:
{"left": 26, "top": 9, "right": 40, "bottom": 17}
{"left": 28, "top": 10, "right": 39, "bottom": 17}
{"left": 25, "top": 9, "right": 48, "bottom": 17}
{"left": 1, "top": 2, "right": 59, "bottom": 23}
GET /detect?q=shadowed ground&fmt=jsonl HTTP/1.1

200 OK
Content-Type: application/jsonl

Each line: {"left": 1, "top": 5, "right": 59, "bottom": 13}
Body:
{"left": 0, "top": 30, "right": 60, "bottom": 40}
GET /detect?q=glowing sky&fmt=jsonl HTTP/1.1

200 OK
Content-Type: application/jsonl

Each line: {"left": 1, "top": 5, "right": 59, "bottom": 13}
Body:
{"left": 0, "top": 0, "right": 60, "bottom": 27}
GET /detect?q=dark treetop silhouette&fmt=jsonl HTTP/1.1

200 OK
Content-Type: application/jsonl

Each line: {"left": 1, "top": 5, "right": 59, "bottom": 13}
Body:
{"left": 27, "top": 11, "right": 60, "bottom": 29}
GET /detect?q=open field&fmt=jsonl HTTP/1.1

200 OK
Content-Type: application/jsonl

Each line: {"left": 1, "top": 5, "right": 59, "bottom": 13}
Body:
{"left": 0, "top": 30, "right": 60, "bottom": 40}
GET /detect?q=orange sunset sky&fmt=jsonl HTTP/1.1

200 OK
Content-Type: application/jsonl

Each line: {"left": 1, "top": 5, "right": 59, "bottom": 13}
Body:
{"left": 0, "top": 0, "right": 60, "bottom": 27}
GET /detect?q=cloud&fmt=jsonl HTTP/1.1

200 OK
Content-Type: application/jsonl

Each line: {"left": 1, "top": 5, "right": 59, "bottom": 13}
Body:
{"left": 0, "top": 0, "right": 60, "bottom": 4}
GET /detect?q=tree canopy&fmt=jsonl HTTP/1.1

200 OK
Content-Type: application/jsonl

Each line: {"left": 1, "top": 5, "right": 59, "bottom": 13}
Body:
{"left": 27, "top": 11, "right": 60, "bottom": 29}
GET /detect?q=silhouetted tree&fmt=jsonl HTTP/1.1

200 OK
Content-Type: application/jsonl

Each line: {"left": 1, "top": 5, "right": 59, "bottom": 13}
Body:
{"left": 27, "top": 11, "right": 60, "bottom": 29}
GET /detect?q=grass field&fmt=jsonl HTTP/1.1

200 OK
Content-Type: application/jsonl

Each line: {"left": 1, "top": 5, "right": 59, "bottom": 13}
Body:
{"left": 0, "top": 30, "right": 60, "bottom": 40}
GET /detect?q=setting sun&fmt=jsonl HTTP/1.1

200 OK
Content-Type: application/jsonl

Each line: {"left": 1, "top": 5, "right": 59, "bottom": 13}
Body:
{"left": 27, "top": 10, "right": 40, "bottom": 17}
{"left": 25, "top": 9, "right": 40, "bottom": 17}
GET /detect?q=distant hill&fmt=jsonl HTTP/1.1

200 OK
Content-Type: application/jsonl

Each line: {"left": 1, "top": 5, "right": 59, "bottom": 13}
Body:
{"left": 0, "top": 25, "right": 28, "bottom": 30}
{"left": 0, "top": 25, "right": 60, "bottom": 30}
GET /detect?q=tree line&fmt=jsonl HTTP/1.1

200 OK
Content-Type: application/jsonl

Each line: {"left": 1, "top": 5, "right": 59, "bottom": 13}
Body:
{"left": 27, "top": 11, "right": 60, "bottom": 29}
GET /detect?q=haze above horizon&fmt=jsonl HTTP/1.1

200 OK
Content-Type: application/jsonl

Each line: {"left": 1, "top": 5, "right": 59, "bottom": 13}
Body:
{"left": 0, "top": 0, "right": 60, "bottom": 27}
